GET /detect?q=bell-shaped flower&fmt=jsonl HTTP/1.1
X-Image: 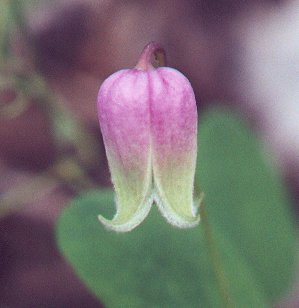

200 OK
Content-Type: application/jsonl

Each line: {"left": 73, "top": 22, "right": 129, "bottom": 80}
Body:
{"left": 97, "top": 42, "right": 200, "bottom": 232}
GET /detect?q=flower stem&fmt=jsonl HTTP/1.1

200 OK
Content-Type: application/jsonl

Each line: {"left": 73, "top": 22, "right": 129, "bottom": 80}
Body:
{"left": 135, "top": 42, "right": 166, "bottom": 70}
{"left": 200, "top": 203, "right": 235, "bottom": 308}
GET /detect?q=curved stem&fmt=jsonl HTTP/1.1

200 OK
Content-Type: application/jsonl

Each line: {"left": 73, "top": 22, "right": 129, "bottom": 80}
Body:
{"left": 135, "top": 42, "right": 166, "bottom": 70}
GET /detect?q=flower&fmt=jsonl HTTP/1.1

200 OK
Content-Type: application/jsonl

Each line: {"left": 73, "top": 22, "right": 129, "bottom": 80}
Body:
{"left": 97, "top": 42, "right": 200, "bottom": 232}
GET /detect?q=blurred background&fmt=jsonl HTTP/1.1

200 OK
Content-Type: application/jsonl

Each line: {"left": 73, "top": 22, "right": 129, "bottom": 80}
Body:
{"left": 0, "top": 0, "right": 298, "bottom": 306}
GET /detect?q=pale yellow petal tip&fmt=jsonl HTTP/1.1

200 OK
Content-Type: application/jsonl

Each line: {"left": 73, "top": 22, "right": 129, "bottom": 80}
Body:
{"left": 97, "top": 194, "right": 154, "bottom": 232}
{"left": 98, "top": 215, "right": 141, "bottom": 232}
{"left": 153, "top": 192, "right": 201, "bottom": 229}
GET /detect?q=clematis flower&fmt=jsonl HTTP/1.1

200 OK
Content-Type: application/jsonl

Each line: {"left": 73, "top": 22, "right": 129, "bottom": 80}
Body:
{"left": 97, "top": 42, "right": 200, "bottom": 232}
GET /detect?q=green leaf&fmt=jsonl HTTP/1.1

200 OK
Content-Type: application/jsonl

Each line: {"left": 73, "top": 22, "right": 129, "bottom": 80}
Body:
{"left": 0, "top": 1, "right": 12, "bottom": 59}
{"left": 197, "top": 107, "right": 297, "bottom": 302}
{"left": 57, "top": 190, "right": 267, "bottom": 307}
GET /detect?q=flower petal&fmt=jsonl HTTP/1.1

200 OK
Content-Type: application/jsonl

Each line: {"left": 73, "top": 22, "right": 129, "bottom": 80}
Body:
{"left": 149, "top": 68, "right": 200, "bottom": 227}
{"left": 97, "top": 70, "right": 153, "bottom": 231}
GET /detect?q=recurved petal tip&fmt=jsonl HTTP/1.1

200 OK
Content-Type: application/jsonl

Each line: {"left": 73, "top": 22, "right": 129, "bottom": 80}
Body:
{"left": 154, "top": 192, "right": 201, "bottom": 228}
{"left": 98, "top": 193, "right": 154, "bottom": 232}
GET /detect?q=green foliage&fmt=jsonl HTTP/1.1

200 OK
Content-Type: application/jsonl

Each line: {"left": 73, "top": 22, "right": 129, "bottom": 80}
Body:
{"left": 0, "top": 1, "right": 11, "bottom": 59}
{"left": 56, "top": 108, "right": 296, "bottom": 307}
{"left": 197, "top": 107, "right": 297, "bottom": 301}
{"left": 57, "top": 190, "right": 267, "bottom": 307}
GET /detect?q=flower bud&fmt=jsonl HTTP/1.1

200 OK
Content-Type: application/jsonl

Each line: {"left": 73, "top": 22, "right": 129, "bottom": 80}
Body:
{"left": 97, "top": 42, "right": 200, "bottom": 232}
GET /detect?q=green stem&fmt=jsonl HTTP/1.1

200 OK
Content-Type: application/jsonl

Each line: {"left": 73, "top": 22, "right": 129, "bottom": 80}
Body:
{"left": 200, "top": 203, "right": 235, "bottom": 308}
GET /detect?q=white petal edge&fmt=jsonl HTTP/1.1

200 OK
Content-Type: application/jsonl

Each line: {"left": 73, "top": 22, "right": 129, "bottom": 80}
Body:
{"left": 153, "top": 190, "right": 201, "bottom": 228}
{"left": 98, "top": 192, "right": 154, "bottom": 232}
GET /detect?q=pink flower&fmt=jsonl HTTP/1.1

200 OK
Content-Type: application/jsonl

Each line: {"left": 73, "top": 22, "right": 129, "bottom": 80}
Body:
{"left": 97, "top": 42, "right": 200, "bottom": 231}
